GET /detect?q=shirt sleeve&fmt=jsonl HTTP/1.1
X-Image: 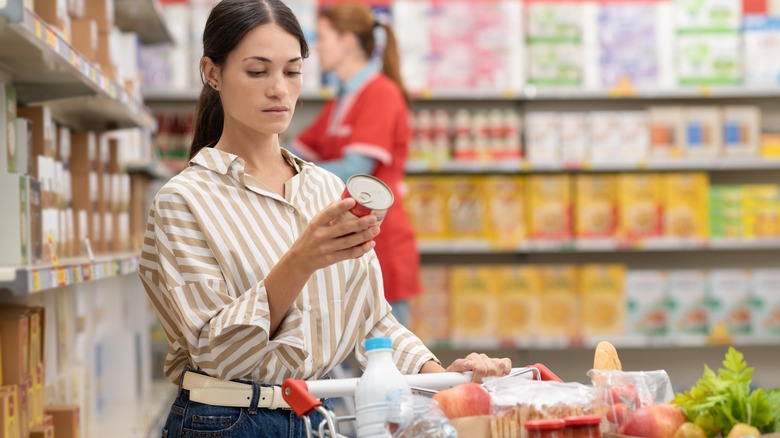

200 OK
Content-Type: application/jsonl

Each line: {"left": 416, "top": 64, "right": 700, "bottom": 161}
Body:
{"left": 293, "top": 101, "right": 334, "bottom": 161}
{"left": 343, "top": 89, "right": 405, "bottom": 167}
{"left": 138, "top": 191, "right": 307, "bottom": 381}
{"left": 349, "top": 251, "right": 438, "bottom": 375}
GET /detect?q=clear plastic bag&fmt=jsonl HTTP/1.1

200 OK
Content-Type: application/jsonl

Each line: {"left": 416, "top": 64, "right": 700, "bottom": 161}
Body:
{"left": 587, "top": 369, "right": 675, "bottom": 433}
{"left": 386, "top": 393, "right": 457, "bottom": 438}
{"left": 484, "top": 374, "right": 597, "bottom": 438}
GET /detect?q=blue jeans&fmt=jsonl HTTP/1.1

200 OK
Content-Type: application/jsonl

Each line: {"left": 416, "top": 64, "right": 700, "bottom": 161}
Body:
{"left": 162, "top": 379, "right": 335, "bottom": 438}
{"left": 390, "top": 299, "right": 410, "bottom": 327}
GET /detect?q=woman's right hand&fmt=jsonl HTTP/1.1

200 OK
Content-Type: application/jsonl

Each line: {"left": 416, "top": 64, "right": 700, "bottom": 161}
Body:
{"left": 290, "top": 198, "right": 380, "bottom": 274}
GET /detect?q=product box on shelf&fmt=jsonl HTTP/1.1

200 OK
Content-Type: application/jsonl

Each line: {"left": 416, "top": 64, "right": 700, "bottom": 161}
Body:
{"left": 527, "top": 175, "right": 572, "bottom": 241}
{"left": 626, "top": 270, "right": 669, "bottom": 338}
{"left": 29, "top": 424, "right": 54, "bottom": 438}
{"left": 576, "top": 174, "right": 618, "bottom": 239}
{"left": 560, "top": 113, "right": 588, "bottom": 166}
{"left": 743, "top": 15, "right": 780, "bottom": 85}
{"left": 411, "top": 266, "right": 450, "bottom": 344}
{"left": 663, "top": 173, "right": 710, "bottom": 240}
{"left": 722, "top": 106, "right": 761, "bottom": 157}
{"left": 83, "top": 0, "right": 113, "bottom": 33}
{"left": 618, "top": 174, "right": 663, "bottom": 241}
{"left": 14, "top": 118, "right": 32, "bottom": 177}
{"left": 667, "top": 270, "right": 709, "bottom": 341}
{"left": 0, "top": 175, "right": 37, "bottom": 266}
{"left": 69, "top": 131, "right": 97, "bottom": 174}
{"left": 580, "top": 265, "right": 626, "bottom": 337}
{"left": 484, "top": 176, "right": 526, "bottom": 248}
{"left": 589, "top": 112, "right": 622, "bottom": 165}
{"left": 496, "top": 266, "right": 540, "bottom": 343}
{"left": 537, "top": 266, "right": 579, "bottom": 342}
{"left": 17, "top": 106, "right": 56, "bottom": 179}
{"left": 68, "top": 0, "right": 86, "bottom": 19}
{"left": 405, "top": 177, "right": 449, "bottom": 241}
{"left": 0, "top": 386, "right": 19, "bottom": 438}
{"left": 525, "top": 112, "right": 560, "bottom": 166}
{"left": 33, "top": 364, "right": 44, "bottom": 427}
{"left": 676, "top": 33, "right": 742, "bottom": 86}
{"left": 675, "top": 0, "right": 742, "bottom": 31}
{"left": 1, "top": 84, "right": 17, "bottom": 175}
{"left": 0, "top": 313, "right": 29, "bottom": 386}
{"left": 648, "top": 106, "right": 685, "bottom": 159}
{"left": 709, "top": 269, "right": 752, "bottom": 335}
{"left": 742, "top": 185, "right": 780, "bottom": 238}
{"left": 71, "top": 18, "right": 98, "bottom": 62}
{"left": 446, "top": 177, "right": 487, "bottom": 242}
{"left": 56, "top": 129, "right": 70, "bottom": 169}
{"left": 450, "top": 266, "right": 497, "bottom": 345}
{"left": 70, "top": 172, "right": 96, "bottom": 256}
{"left": 709, "top": 185, "right": 743, "bottom": 239}
{"left": 34, "top": 0, "right": 71, "bottom": 42}
{"left": 45, "top": 405, "right": 80, "bottom": 438}
{"left": 20, "top": 378, "right": 31, "bottom": 436}
{"left": 751, "top": 269, "right": 780, "bottom": 336}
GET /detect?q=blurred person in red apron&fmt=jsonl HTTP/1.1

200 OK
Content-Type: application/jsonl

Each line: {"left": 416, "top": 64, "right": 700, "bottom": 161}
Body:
{"left": 290, "top": 2, "right": 419, "bottom": 326}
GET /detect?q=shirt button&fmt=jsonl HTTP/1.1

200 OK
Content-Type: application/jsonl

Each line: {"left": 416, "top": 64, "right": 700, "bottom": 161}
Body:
{"left": 286, "top": 206, "right": 294, "bottom": 214}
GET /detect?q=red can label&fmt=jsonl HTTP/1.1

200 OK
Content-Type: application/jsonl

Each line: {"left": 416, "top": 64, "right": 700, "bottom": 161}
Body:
{"left": 341, "top": 175, "right": 394, "bottom": 223}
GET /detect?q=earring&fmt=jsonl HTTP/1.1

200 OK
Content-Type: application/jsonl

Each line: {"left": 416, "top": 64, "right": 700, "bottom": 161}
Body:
{"left": 209, "top": 82, "right": 218, "bottom": 90}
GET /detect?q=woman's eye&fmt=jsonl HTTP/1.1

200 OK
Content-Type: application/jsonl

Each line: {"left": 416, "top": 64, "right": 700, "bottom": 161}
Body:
{"left": 286, "top": 71, "right": 303, "bottom": 77}
{"left": 248, "top": 71, "right": 266, "bottom": 77}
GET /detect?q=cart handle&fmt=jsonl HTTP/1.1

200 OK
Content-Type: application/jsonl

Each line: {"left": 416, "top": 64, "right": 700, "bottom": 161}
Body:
{"left": 282, "top": 378, "right": 322, "bottom": 417}
{"left": 530, "top": 363, "right": 564, "bottom": 383}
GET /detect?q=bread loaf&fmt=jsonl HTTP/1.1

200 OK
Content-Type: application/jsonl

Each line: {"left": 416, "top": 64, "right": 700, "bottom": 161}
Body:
{"left": 593, "top": 341, "right": 622, "bottom": 371}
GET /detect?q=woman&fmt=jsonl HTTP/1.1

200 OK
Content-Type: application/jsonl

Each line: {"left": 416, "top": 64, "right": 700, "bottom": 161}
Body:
{"left": 139, "top": 1, "right": 510, "bottom": 437}
{"left": 289, "top": 3, "right": 419, "bottom": 326}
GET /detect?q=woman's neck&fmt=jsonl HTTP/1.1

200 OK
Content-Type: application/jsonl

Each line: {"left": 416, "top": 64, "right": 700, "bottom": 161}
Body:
{"left": 335, "top": 54, "right": 369, "bottom": 84}
{"left": 214, "top": 117, "right": 282, "bottom": 174}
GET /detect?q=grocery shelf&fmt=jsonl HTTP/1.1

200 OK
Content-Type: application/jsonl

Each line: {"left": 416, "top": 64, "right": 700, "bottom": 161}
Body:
{"left": 0, "top": 253, "right": 140, "bottom": 296}
{"left": 127, "top": 160, "right": 176, "bottom": 180}
{"left": 418, "top": 238, "right": 780, "bottom": 255}
{"left": 92, "top": 380, "right": 176, "bottom": 438}
{"left": 406, "top": 158, "right": 780, "bottom": 175}
{"left": 114, "top": 0, "right": 173, "bottom": 45}
{"left": 0, "top": 4, "right": 154, "bottom": 131}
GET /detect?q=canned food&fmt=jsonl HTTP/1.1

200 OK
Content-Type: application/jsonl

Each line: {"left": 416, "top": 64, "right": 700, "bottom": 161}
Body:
{"left": 342, "top": 175, "right": 394, "bottom": 223}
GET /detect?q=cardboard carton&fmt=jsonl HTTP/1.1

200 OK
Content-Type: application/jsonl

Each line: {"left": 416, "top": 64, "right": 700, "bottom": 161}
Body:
{"left": 528, "top": 175, "right": 572, "bottom": 240}
{"left": 450, "top": 266, "right": 497, "bottom": 344}
{"left": 17, "top": 107, "right": 56, "bottom": 179}
{"left": 45, "top": 405, "right": 80, "bottom": 438}
{"left": 580, "top": 264, "right": 626, "bottom": 336}
{"left": 0, "top": 313, "right": 29, "bottom": 385}
{"left": 70, "top": 18, "right": 98, "bottom": 62}
{"left": 0, "top": 386, "right": 19, "bottom": 438}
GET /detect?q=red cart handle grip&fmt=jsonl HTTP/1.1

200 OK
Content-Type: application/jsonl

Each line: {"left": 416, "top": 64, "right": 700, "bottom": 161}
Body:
{"left": 282, "top": 378, "right": 322, "bottom": 417}
{"left": 530, "top": 363, "right": 564, "bottom": 383}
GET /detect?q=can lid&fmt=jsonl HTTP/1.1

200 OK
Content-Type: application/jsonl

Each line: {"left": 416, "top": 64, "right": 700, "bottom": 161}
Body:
{"left": 364, "top": 337, "right": 392, "bottom": 352}
{"left": 564, "top": 416, "right": 602, "bottom": 427}
{"left": 346, "top": 175, "right": 394, "bottom": 210}
{"left": 525, "top": 420, "right": 566, "bottom": 431}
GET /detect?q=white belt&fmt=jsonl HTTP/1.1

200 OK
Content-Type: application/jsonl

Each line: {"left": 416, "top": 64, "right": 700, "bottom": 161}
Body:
{"left": 182, "top": 371, "right": 291, "bottom": 410}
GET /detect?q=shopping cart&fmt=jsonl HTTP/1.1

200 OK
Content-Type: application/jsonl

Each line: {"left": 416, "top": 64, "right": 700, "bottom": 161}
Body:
{"left": 281, "top": 365, "right": 552, "bottom": 438}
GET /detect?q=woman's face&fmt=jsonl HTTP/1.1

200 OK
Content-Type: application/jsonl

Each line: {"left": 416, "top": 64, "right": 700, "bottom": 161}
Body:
{"left": 210, "top": 23, "right": 304, "bottom": 136}
{"left": 316, "top": 17, "right": 352, "bottom": 73}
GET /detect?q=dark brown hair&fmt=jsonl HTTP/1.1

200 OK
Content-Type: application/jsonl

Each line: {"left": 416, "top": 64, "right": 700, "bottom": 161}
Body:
{"left": 189, "top": 0, "right": 310, "bottom": 159}
{"left": 321, "top": 2, "right": 408, "bottom": 103}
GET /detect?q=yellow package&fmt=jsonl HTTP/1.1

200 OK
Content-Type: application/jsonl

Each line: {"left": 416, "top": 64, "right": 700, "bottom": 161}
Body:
{"left": 663, "top": 173, "right": 710, "bottom": 240}
{"left": 447, "top": 177, "right": 487, "bottom": 241}
{"left": 450, "top": 266, "right": 497, "bottom": 343}
{"left": 484, "top": 176, "right": 526, "bottom": 248}
{"left": 496, "top": 266, "right": 540, "bottom": 342}
{"left": 411, "top": 266, "right": 451, "bottom": 343}
{"left": 743, "top": 185, "right": 780, "bottom": 239}
{"left": 527, "top": 175, "right": 572, "bottom": 240}
{"left": 618, "top": 174, "right": 663, "bottom": 241}
{"left": 576, "top": 175, "right": 618, "bottom": 239}
{"left": 0, "top": 386, "right": 19, "bottom": 438}
{"left": 580, "top": 265, "right": 626, "bottom": 336}
{"left": 538, "top": 266, "right": 579, "bottom": 339}
{"left": 405, "top": 177, "right": 448, "bottom": 240}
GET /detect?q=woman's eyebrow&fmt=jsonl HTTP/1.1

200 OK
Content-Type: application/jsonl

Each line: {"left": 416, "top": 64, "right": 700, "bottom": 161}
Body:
{"left": 242, "top": 56, "right": 303, "bottom": 63}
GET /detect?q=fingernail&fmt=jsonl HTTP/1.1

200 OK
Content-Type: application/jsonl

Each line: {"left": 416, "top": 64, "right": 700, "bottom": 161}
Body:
{"left": 368, "top": 241, "right": 376, "bottom": 249}
{"left": 371, "top": 227, "right": 380, "bottom": 236}
{"left": 463, "top": 360, "right": 474, "bottom": 368}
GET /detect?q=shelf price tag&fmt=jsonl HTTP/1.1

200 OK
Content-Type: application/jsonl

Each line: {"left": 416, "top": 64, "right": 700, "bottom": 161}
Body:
{"left": 73, "top": 266, "right": 81, "bottom": 283}
{"left": 45, "top": 28, "right": 58, "bottom": 50}
{"left": 31, "top": 270, "right": 40, "bottom": 292}
{"left": 69, "top": 49, "right": 78, "bottom": 67}
{"left": 82, "top": 264, "right": 92, "bottom": 282}
{"left": 56, "top": 268, "right": 67, "bottom": 287}
{"left": 34, "top": 19, "right": 42, "bottom": 39}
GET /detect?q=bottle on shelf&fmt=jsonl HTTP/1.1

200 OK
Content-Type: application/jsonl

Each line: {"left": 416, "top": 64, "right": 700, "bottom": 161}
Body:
{"left": 355, "top": 337, "right": 412, "bottom": 437}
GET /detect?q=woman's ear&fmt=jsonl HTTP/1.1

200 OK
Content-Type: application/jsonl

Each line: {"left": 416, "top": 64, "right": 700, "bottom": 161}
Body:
{"left": 202, "top": 56, "right": 221, "bottom": 90}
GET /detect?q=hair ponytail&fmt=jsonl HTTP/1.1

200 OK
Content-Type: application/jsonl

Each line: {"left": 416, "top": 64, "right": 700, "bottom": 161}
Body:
{"left": 189, "top": 83, "right": 224, "bottom": 159}
{"left": 378, "top": 23, "right": 408, "bottom": 104}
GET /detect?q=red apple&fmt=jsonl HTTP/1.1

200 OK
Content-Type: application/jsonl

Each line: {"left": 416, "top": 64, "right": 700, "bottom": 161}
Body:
{"left": 607, "top": 402, "right": 630, "bottom": 426}
{"left": 432, "top": 383, "right": 491, "bottom": 419}
{"left": 622, "top": 404, "right": 687, "bottom": 438}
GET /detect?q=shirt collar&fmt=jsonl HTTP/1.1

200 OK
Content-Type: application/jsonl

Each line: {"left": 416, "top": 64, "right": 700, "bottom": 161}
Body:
{"left": 189, "top": 147, "right": 308, "bottom": 177}
{"left": 338, "top": 61, "right": 380, "bottom": 96}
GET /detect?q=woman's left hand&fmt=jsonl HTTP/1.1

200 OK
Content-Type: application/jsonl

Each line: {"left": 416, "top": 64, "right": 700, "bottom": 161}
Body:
{"left": 446, "top": 353, "right": 512, "bottom": 383}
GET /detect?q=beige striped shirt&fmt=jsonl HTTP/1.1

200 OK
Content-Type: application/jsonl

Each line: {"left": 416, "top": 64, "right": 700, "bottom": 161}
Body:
{"left": 139, "top": 147, "right": 436, "bottom": 384}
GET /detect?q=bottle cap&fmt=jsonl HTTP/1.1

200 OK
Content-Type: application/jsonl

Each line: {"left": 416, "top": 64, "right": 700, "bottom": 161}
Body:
{"left": 364, "top": 337, "right": 392, "bottom": 352}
